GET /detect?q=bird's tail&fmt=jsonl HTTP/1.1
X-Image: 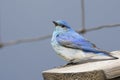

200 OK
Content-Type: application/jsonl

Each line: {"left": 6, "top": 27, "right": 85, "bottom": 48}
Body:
{"left": 99, "top": 50, "right": 118, "bottom": 59}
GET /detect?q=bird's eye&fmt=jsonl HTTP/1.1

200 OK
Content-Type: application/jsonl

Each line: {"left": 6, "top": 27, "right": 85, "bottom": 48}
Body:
{"left": 61, "top": 25, "right": 65, "bottom": 28}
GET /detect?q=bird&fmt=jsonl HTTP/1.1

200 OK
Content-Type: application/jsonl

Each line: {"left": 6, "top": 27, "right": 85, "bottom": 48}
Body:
{"left": 51, "top": 20, "right": 118, "bottom": 64}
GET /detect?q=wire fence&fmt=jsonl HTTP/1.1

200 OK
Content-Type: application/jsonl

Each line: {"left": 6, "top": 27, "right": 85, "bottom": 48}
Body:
{"left": 0, "top": 0, "right": 120, "bottom": 48}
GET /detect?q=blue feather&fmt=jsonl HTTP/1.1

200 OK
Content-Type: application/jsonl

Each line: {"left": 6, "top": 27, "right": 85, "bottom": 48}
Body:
{"left": 51, "top": 20, "right": 118, "bottom": 62}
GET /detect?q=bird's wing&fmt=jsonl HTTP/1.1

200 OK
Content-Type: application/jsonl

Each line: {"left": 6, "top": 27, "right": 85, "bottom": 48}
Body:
{"left": 56, "top": 32, "right": 95, "bottom": 49}
{"left": 56, "top": 32, "right": 117, "bottom": 59}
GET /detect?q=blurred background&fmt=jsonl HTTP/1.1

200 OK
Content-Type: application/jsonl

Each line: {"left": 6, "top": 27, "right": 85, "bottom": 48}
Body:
{"left": 0, "top": 0, "right": 120, "bottom": 80}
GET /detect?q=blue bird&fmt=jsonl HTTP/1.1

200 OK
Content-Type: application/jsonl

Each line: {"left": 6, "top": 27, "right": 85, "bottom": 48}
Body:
{"left": 51, "top": 20, "right": 118, "bottom": 64}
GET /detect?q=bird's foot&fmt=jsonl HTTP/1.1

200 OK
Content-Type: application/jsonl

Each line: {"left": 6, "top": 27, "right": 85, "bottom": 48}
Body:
{"left": 66, "top": 62, "right": 78, "bottom": 65}
{"left": 55, "top": 62, "right": 79, "bottom": 68}
{"left": 60, "top": 62, "right": 79, "bottom": 67}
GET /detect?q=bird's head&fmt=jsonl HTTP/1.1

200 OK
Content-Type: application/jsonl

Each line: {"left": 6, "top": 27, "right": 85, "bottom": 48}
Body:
{"left": 52, "top": 20, "right": 72, "bottom": 32}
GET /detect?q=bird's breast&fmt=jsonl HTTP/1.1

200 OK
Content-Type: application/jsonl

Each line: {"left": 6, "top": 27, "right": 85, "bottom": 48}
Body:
{"left": 51, "top": 41, "right": 88, "bottom": 62}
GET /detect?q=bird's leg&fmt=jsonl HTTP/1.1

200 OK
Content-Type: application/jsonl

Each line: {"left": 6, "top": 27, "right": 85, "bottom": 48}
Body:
{"left": 66, "top": 62, "right": 78, "bottom": 65}
{"left": 65, "top": 59, "right": 81, "bottom": 66}
{"left": 55, "top": 62, "right": 79, "bottom": 68}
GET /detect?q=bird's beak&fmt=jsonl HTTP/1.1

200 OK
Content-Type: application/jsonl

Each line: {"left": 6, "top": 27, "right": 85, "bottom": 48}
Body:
{"left": 52, "top": 21, "right": 58, "bottom": 26}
